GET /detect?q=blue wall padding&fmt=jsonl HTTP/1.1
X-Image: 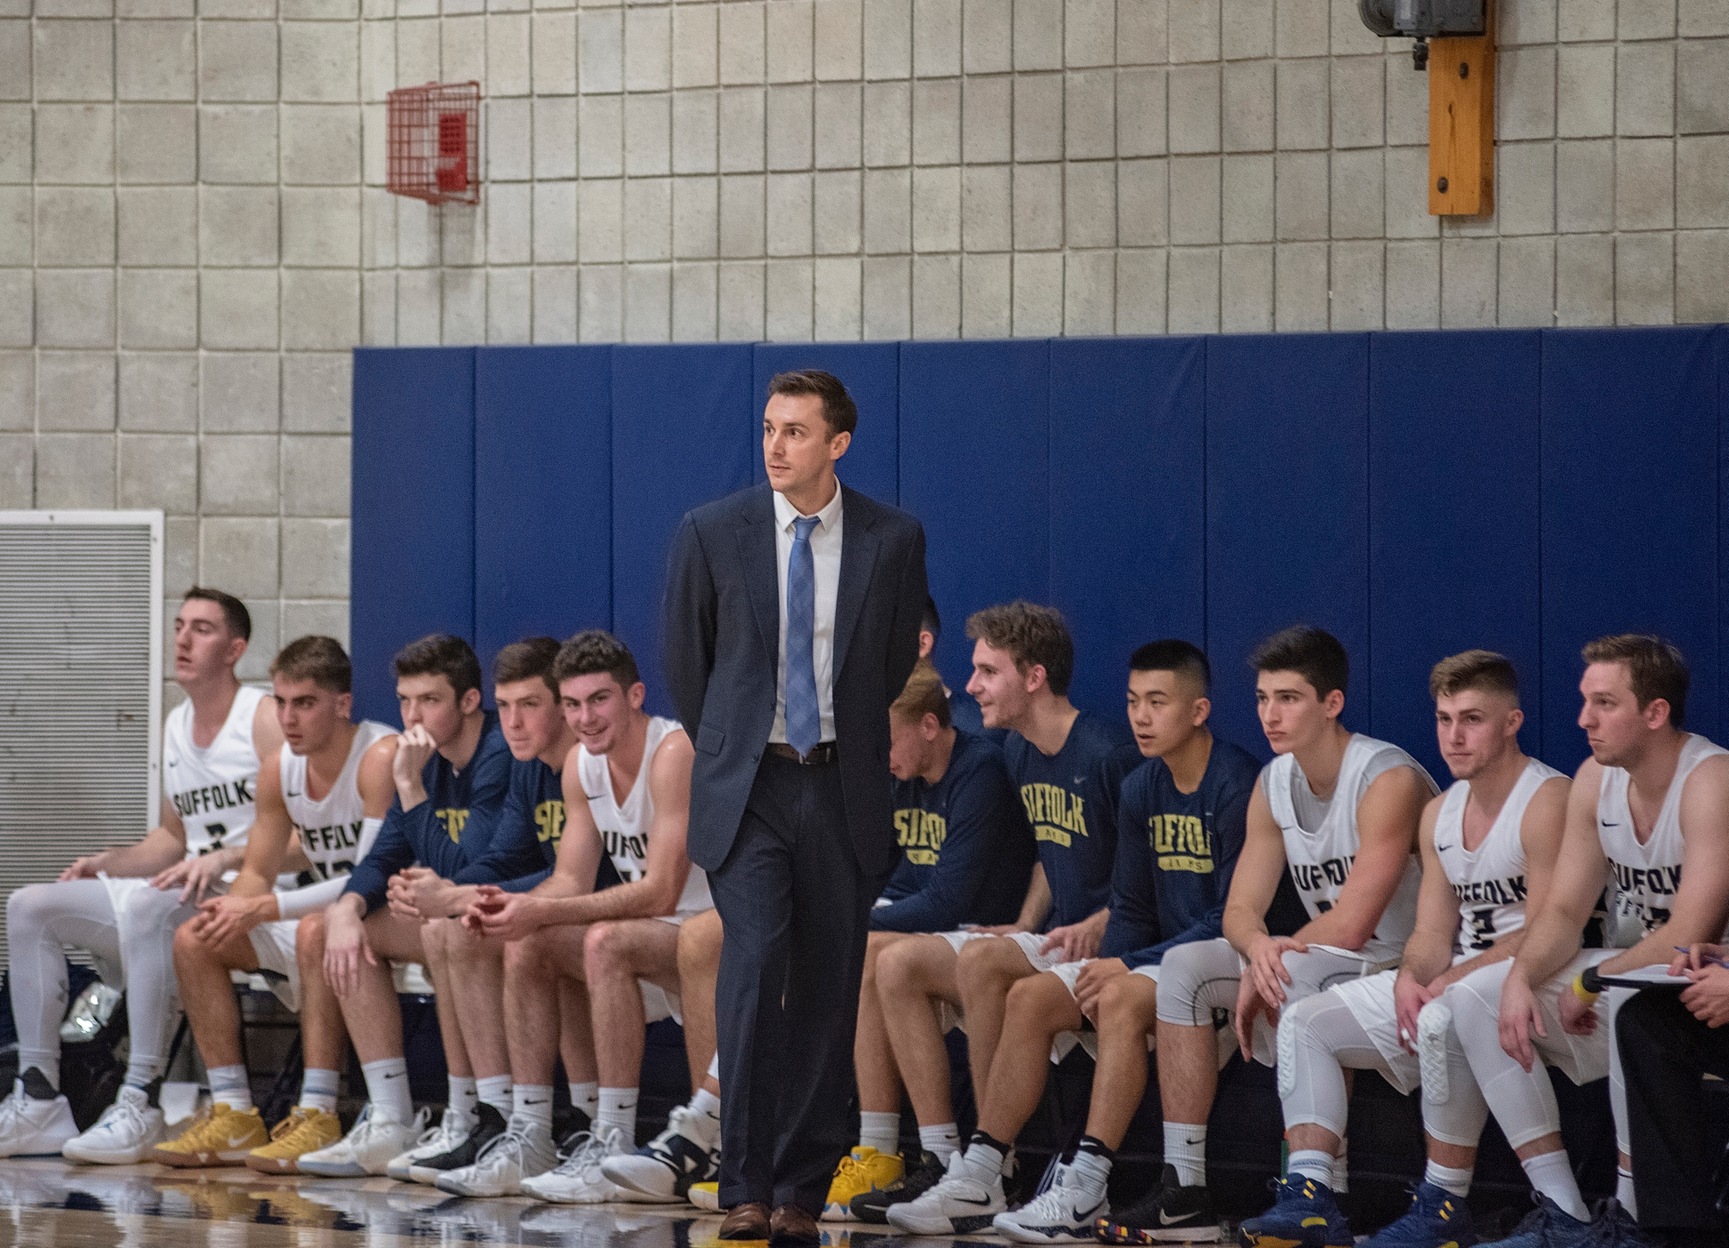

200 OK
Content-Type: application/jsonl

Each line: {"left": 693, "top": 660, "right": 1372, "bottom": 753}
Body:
{"left": 351, "top": 326, "right": 1729, "bottom": 775}
{"left": 1367, "top": 330, "right": 1544, "bottom": 781}
{"left": 752, "top": 342, "right": 901, "bottom": 505}
{"left": 474, "top": 345, "right": 613, "bottom": 688}
{"left": 1204, "top": 333, "right": 1372, "bottom": 757}
{"left": 350, "top": 346, "right": 476, "bottom": 724}
{"left": 899, "top": 341, "right": 1052, "bottom": 692}
{"left": 1049, "top": 337, "right": 1207, "bottom": 718}
{"left": 610, "top": 344, "right": 755, "bottom": 713}
{"left": 1539, "top": 327, "right": 1721, "bottom": 763}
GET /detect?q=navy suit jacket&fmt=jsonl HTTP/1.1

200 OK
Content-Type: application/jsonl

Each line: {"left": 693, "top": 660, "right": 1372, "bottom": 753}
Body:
{"left": 662, "top": 481, "right": 929, "bottom": 879}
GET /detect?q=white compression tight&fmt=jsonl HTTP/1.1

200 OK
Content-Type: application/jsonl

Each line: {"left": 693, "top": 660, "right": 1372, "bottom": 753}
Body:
{"left": 6, "top": 878, "right": 197, "bottom": 1089}
{"left": 1277, "top": 989, "right": 1488, "bottom": 1148}
{"left": 1443, "top": 960, "right": 1626, "bottom": 1152}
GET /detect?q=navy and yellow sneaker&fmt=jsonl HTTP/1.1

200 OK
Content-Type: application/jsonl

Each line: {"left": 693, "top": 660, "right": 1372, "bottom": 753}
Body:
{"left": 1236, "top": 1174, "right": 1353, "bottom": 1248}
{"left": 1361, "top": 1181, "right": 1476, "bottom": 1248}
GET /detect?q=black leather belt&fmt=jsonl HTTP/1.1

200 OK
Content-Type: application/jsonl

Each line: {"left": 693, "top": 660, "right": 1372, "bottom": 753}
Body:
{"left": 766, "top": 742, "right": 838, "bottom": 765}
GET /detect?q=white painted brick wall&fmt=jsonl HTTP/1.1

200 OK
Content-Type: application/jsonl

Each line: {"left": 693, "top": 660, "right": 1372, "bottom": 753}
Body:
{"left": 5, "top": 1, "right": 1729, "bottom": 669}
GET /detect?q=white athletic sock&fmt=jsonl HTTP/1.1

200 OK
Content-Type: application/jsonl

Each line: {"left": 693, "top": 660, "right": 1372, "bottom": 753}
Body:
{"left": 1163, "top": 1123, "right": 1206, "bottom": 1188}
{"left": 513, "top": 1084, "right": 555, "bottom": 1140}
{"left": 690, "top": 1085, "right": 721, "bottom": 1123}
{"left": 1615, "top": 1166, "right": 1637, "bottom": 1216}
{"left": 919, "top": 1122, "right": 962, "bottom": 1162}
{"left": 361, "top": 1057, "right": 413, "bottom": 1124}
{"left": 447, "top": 1075, "right": 478, "bottom": 1127}
{"left": 598, "top": 1086, "right": 638, "bottom": 1144}
{"left": 208, "top": 1065, "right": 253, "bottom": 1113}
{"left": 1521, "top": 1150, "right": 1588, "bottom": 1222}
{"left": 1424, "top": 1159, "right": 1472, "bottom": 1198}
{"left": 962, "top": 1138, "right": 1006, "bottom": 1182}
{"left": 1069, "top": 1147, "right": 1112, "bottom": 1195}
{"left": 124, "top": 1058, "right": 162, "bottom": 1090}
{"left": 299, "top": 1068, "right": 340, "bottom": 1116}
{"left": 1288, "top": 1149, "right": 1334, "bottom": 1187}
{"left": 475, "top": 1074, "right": 512, "bottom": 1115}
{"left": 859, "top": 1110, "right": 900, "bottom": 1156}
{"left": 1331, "top": 1141, "right": 1349, "bottom": 1193}
{"left": 570, "top": 1081, "right": 599, "bottom": 1120}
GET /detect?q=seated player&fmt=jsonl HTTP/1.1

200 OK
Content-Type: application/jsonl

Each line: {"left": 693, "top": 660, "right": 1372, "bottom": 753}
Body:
{"left": 637, "top": 909, "right": 727, "bottom": 1211}
{"left": 868, "top": 603, "right": 1137, "bottom": 1227}
{"left": 143, "top": 637, "right": 397, "bottom": 1170}
{"left": 890, "top": 641, "right": 1257, "bottom": 1242}
{"left": 1113, "top": 626, "right": 1433, "bottom": 1245}
{"left": 287, "top": 634, "right": 514, "bottom": 1176}
{"left": 1, "top": 589, "right": 280, "bottom": 1159}
{"left": 1237, "top": 651, "right": 1566, "bottom": 1248}
{"left": 448, "top": 630, "right": 711, "bottom": 1200}
{"left": 372, "top": 637, "right": 583, "bottom": 1189}
{"left": 1456, "top": 637, "right": 1729, "bottom": 1248}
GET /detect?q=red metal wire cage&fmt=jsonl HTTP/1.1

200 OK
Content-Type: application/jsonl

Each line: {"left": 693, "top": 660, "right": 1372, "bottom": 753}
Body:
{"left": 386, "top": 81, "right": 481, "bottom": 205}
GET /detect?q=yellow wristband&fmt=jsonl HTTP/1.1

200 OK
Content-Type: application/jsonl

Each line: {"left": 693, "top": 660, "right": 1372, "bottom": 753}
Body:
{"left": 1571, "top": 973, "right": 1600, "bottom": 1005}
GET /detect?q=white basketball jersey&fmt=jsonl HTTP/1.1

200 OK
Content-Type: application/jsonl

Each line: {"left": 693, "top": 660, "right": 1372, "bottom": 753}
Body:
{"left": 576, "top": 716, "right": 712, "bottom": 915}
{"left": 282, "top": 720, "right": 394, "bottom": 880}
{"left": 1435, "top": 758, "right": 1564, "bottom": 954}
{"left": 163, "top": 685, "right": 268, "bottom": 859}
{"left": 1597, "top": 732, "right": 1729, "bottom": 942}
{"left": 1265, "top": 733, "right": 1437, "bottom": 963}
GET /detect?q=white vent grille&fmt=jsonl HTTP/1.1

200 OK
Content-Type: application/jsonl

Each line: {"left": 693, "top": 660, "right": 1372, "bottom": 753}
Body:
{"left": 0, "top": 512, "right": 163, "bottom": 967}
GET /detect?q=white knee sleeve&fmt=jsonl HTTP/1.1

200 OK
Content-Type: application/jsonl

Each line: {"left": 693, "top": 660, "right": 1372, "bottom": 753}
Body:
{"left": 1446, "top": 970, "right": 1560, "bottom": 1151}
{"left": 1154, "top": 938, "right": 1241, "bottom": 1028}
{"left": 1277, "top": 993, "right": 1383, "bottom": 1140}
{"left": 1418, "top": 999, "right": 1490, "bottom": 1148}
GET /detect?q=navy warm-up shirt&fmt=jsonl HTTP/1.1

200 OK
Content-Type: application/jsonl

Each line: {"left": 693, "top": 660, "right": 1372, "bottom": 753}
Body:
{"left": 343, "top": 712, "right": 513, "bottom": 915}
{"left": 463, "top": 756, "right": 573, "bottom": 893}
{"left": 871, "top": 730, "right": 1035, "bottom": 933}
{"left": 1004, "top": 711, "right": 1140, "bottom": 929}
{"left": 1102, "top": 736, "right": 1261, "bottom": 969}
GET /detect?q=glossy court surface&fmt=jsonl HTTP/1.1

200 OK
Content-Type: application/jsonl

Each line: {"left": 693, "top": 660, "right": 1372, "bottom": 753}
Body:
{"left": 0, "top": 1159, "right": 1008, "bottom": 1248}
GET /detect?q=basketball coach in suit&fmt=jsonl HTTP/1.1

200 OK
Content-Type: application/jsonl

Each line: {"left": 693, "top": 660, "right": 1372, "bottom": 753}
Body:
{"left": 663, "top": 369, "right": 928, "bottom": 1244}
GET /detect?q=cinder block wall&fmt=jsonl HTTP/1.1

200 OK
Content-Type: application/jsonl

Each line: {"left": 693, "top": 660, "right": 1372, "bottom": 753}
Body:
{"left": 3, "top": 0, "right": 1728, "bottom": 672}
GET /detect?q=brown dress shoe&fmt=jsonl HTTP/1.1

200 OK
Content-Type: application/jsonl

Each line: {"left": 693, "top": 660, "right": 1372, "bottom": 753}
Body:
{"left": 769, "top": 1203, "right": 821, "bottom": 1246}
{"left": 718, "top": 1201, "right": 772, "bottom": 1240}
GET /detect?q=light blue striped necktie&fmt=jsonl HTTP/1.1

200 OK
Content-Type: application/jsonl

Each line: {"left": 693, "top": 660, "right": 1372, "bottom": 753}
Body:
{"left": 785, "top": 515, "right": 820, "bottom": 756}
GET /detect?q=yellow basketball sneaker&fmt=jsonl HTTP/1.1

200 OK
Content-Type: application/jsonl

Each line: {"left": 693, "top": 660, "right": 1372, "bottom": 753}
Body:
{"left": 243, "top": 1106, "right": 342, "bottom": 1174}
{"left": 823, "top": 1147, "right": 903, "bottom": 1222}
{"left": 151, "top": 1103, "right": 268, "bottom": 1167}
{"left": 690, "top": 1181, "right": 720, "bottom": 1212}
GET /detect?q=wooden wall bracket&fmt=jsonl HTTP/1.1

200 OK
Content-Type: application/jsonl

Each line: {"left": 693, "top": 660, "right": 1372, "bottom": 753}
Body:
{"left": 1426, "top": 2, "right": 1496, "bottom": 216}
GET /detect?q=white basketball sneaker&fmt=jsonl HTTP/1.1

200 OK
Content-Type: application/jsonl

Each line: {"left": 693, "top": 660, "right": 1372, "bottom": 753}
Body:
{"left": 297, "top": 1104, "right": 427, "bottom": 1177}
{"left": 0, "top": 1070, "right": 79, "bottom": 1158}
{"left": 434, "top": 1113, "right": 557, "bottom": 1198}
{"left": 992, "top": 1161, "right": 1110, "bottom": 1243}
{"left": 885, "top": 1150, "right": 1007, "bottom": 1235}
{"left": 520, "top": 1122, "right": 642, "bottom": 1204}
{"left": 600, "top": 1105, "right": 721, "bottom": 1202}
{"left": 386, "top": 1105, "right": 473, "bottom": 1181}
{"left": 61, "top": 1085, "right": 165, "bottom": 1165}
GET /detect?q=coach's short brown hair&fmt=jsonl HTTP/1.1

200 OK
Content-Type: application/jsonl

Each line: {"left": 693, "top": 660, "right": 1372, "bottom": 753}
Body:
{"left": 271, "top": 635, "right": 352, "bottom": 694}
{"left": 891, "top": 661, "right": 952, "bottom": 728}
{"left": 1429, "top": 650, "right": 1519, "bottom": 703}
{"left": 767, "top": 369, "right": 858, "bottom": 438}
{"left": 1581, "top": 633, "right": 1689, "bottom": 728}
{"left": 553, "top": 629, "right": 642, "bottom": 692}
{"left": 493, "top": 637, "right": 562, "bottom": 696}
{"left": 394, "top": 634, "right": 483, "bottom": 699}
{"left": 966, "top": 601, "right": 1075, "bottom": 697}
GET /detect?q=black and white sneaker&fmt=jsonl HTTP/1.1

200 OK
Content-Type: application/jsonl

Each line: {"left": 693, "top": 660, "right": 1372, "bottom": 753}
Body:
{"left": 850, "top": 1150, "right": 946, "bottom": 1224}
{"left": 1096, "top": 1165, "right": 1220, "bottom": 1244}
{"left": 407, "top": 1102, "right": 506, "bottom": 1186}
{"left": 599, "top": 1106, "right": 720, "bottom": 1203}
{"left": 992, "top": 1160, "right": 1109, "bottom": 1243}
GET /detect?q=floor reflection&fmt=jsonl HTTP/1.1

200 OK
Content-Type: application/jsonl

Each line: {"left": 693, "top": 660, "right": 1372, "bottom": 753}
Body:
{"left": 0, "top": 1160, "right": 1004, "bottom": 1248}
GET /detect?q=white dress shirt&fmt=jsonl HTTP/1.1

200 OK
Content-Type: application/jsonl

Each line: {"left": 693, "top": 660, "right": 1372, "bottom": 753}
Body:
{"left": 770, "top": 481, "right": 843, "bottom": 745}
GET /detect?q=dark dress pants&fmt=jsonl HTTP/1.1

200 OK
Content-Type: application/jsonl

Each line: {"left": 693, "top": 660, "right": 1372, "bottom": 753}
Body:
{"left": 1618, "top": 986, "right": 1729, "bottom": 1234}
{"left": 708, "top": 752, "right": 882, "bottom": 1215}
